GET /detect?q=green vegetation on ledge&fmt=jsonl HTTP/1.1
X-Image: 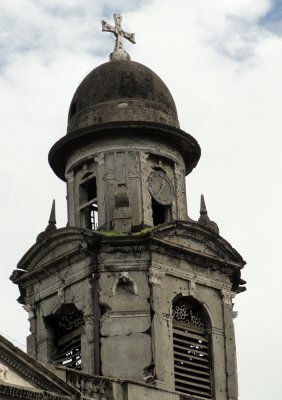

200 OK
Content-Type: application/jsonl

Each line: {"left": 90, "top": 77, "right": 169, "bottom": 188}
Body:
{"left": 97, "top": 227, "right": 153, "bottom": 237}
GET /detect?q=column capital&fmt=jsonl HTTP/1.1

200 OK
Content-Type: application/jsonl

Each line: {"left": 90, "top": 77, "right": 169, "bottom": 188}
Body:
{"left": 148, "top": 267, "right": 165, "bottom": 285}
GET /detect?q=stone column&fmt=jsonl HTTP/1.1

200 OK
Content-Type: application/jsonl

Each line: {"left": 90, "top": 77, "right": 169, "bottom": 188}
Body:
{"left": 148, "top": 267, "right": 165, "bottom": 385}
{"left": 127, "top": 151, "right": 142, "bottom": 227}
{"left": 66, "top": 170, "right": 75, "bottom": 226}
{"left": 211, "top": 326, "right": 227, "bottom": 400}
{"left": 221, "top": 289, "right": 238, "bottom": 400}
{"left": 36, "top": 308, "right": 55, "bottom": 364}
{"left": 81, "top": 313, "right": 95, "bottom": 374}
{"left": 161, "top": 313, "right": 175, "bottom": 390}
{"left": 24, "top": 304, "right": 37, "bottom": 358}
{"left": 139, "top": 152, "right": 151, "bottom": 226}
{"left": 174, "top": 162, "right": 187, "bottom": 220}
{"left": 95, "top": 153, "right": 106, "bottom": 228}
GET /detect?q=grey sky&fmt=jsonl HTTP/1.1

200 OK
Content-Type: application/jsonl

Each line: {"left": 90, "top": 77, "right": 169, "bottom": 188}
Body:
{"left": 0, "top": 1, "right": 281, "bottom": 399}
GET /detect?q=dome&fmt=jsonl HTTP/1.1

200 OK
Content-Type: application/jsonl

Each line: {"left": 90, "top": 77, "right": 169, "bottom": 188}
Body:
{"left": 49, "top": 59, "right": 201, "bottom": 181}
{"left": 67, "top": 60, "right": 179, "bottom": 132}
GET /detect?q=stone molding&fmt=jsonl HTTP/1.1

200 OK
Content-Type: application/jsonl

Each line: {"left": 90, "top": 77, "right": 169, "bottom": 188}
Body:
{"left": 0, "top": 384, "right": 70, "bottom": 400}
{"left": 0, "top": 336, "right": 78, "bottom": 397}
{"left": 30, "top": 263, "right": 93, "bottom": 303}
{"left": 162, "top": 265, "right": 232, "bottom": 292}
{"left": 0, "top": 354, "right": 49, "bottom": 391}
{"left": 65, "top": 369, "right": 111, "bottom": 399}
{"left": 180, "top": 394, "right": 207, "bottom": 400}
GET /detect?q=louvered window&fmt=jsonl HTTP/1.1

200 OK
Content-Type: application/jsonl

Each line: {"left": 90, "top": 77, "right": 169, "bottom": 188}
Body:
{"left": 173, "top": 298, "right": 212, "bottom": 399}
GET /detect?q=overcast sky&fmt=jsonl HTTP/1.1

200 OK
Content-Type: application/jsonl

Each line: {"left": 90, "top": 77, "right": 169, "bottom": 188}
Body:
{"left": 1, "top": 1, "right": 281, "bottom": 398}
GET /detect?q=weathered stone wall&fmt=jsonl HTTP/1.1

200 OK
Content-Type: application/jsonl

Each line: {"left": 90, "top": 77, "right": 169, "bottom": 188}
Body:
{"left": 98, "top": 241, "right": 152, "bottom": 381}
{"left": 25, "top": 253, "right": 96, "bottom": 374}
{"left": 65, "top": 138, "right": 187, "bottom": 231}
{"left": 148, "top": 231, "right": 238, "bottom": 399}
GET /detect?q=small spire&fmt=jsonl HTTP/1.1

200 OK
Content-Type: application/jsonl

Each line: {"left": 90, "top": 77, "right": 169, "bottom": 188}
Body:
{"left": 48, "top": 199, "right": 56, "bottom": 226}
{"left": 198, "top": 194, "right": 210, "bottom": 223}
{"left": 45, "top": 199, "right": 57, "bottom": 233}
{"left": 200, "top": 194, "right": 208, "bottom": 216}
{"left": 36, "top": 200, "right": 57, "bottom": 242}
{"left": 198, "top": 194, "right": 219, "bottom": 234}
{"left": 102, "top": 14, "right": 136, "bottom": 61}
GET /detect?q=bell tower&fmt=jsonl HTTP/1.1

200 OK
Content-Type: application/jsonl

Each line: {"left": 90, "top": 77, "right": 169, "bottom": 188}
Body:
{"left": 11, "top": 14, "right": 246, "bottom": 400}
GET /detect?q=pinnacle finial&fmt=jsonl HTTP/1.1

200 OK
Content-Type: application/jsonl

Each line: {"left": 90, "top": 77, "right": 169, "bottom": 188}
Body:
{"left": 200, "top": 194, "right": 208, "bottom": 215}
{"left": 36, "top": 200, "right": 57, "bottom": 242}
{"left": 102, "top": 14, "right": 136, "bottom": 61}
{"left": 46, "top": 199, "right": 57, "bottom": 233}
{"left": 49, "top": 199, "right": 56, "bottom": 225}
{"left": 198, "top": 194, "right": 219, "bottom": 234}
{"left": 198, "top": 194, "right": 210, "bottom": 223}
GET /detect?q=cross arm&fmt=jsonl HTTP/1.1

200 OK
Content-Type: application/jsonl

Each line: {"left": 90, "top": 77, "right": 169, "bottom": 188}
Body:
{"left": 101, "top": 20, "right": 115, "bottom": 33}
{"left": 123, "top": 31, "right": 136, "bottom": 44}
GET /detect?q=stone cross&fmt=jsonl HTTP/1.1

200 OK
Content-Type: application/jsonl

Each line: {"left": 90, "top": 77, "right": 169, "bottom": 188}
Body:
{"left": 101, "top": 14, "right": 136, "bottom": 61}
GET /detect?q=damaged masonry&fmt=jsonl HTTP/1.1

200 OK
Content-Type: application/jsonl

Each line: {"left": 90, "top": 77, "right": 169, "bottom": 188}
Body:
{"left": 9, "top": 13, "right": 246, "bottom": 400}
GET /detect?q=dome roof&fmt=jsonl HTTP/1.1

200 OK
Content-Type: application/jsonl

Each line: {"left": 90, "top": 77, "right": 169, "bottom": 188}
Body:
{"left": 67, "top": 60, "right": 179, "bottom": 132}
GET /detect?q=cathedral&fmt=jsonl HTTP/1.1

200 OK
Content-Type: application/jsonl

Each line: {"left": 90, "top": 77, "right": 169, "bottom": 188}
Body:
{"left": 2, "top": 14, "right": 246, "bottom": 400}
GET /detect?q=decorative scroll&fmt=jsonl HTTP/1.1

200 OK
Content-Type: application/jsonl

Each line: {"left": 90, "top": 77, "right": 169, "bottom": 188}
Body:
{"left": 173, "top": 299, "right": 205, "bottom": 329}
{"left": 0, "top": 364, "right": 8, "bottom": 382}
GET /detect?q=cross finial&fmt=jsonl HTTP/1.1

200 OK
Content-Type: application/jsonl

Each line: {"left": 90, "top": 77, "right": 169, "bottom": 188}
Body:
{"left": 101, "top": 14, "right": 136, "bottom": 61}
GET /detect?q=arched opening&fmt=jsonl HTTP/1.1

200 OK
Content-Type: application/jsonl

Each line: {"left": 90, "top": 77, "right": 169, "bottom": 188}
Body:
{"left": 79, "top": 174, "right": 98, "bottom": 230}
{"left": 172, "top": 297, "right": 212, "bottom": 399}
{"left": 148, "top": 169, "right": 173, "bottom": 226}
{"left": 152, "top": 198, "right": 170, "bottom": 225}
{"left": 46, "top": 304, "right": 84, "bottom": 370}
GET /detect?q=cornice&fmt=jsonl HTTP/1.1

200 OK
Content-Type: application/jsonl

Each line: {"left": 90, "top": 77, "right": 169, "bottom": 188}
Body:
{"left": 151, "top": 220, "right": 246, "bottom": 266}
{"left": 0, "top": 384, "right": 70, "bottom": 399}
{"left": 151, "top": 237, "right": 241, "bottom": 270}
{"left": 0, "top": 336, "right": 77, "bottom": 396}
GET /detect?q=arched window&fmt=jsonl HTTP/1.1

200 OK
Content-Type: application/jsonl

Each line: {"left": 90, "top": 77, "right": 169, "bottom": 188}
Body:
{"left": 148, "top": 168, "right": 173, "bottom": 226}
{"left": 79, "top": 174, "right": 98, "bottom": 230}
{"left": 172, "top": 297, "right": 212, "bottom": 399}
{"left": 47, "top": 304, "right": 84, "bottom": 370}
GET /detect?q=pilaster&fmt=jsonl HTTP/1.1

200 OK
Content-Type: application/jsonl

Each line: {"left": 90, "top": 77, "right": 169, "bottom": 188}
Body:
{"left": 221, "top": 289, "right": 238, "bottom": 400}
{"left": 139, "top": 152, "right": 151, "bottom": 226}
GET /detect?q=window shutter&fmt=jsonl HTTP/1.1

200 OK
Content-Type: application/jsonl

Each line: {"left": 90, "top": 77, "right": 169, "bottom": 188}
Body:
{"left": 173, "top": 299, "right": 212, "bottom": 399}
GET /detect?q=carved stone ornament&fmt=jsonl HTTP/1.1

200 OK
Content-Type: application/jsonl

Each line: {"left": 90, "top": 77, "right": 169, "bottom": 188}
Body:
{"left": 0, "top": 363, "right": 8, "bottom": 382}
{"left": 94, "top": 153, "right": 105, "bottom": 166}
{"left": 148, "top": 267, "right": 165, "bottom": 285}
{"left": 23, "top": 304, "right": 35, "bottom": 319}
{"left": 174, "top": 162, "right": 184, "bottom": 175}
{"left": 112, "top": 272, "right": 138, "bottom": 295}
{"left": 173, "top": 299, "right": 205, "bottom": 329}
{"left": 221, "top": 289, "right": 235, "bottom": 306}
{"left": 139, "top": 151, "right": 149, "bottom": 163}
{"left": 57, "top": 287, "right": 65, "bottom": 304}
{"left": 188, "top": 280, "right": 196, "bottom": 297}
